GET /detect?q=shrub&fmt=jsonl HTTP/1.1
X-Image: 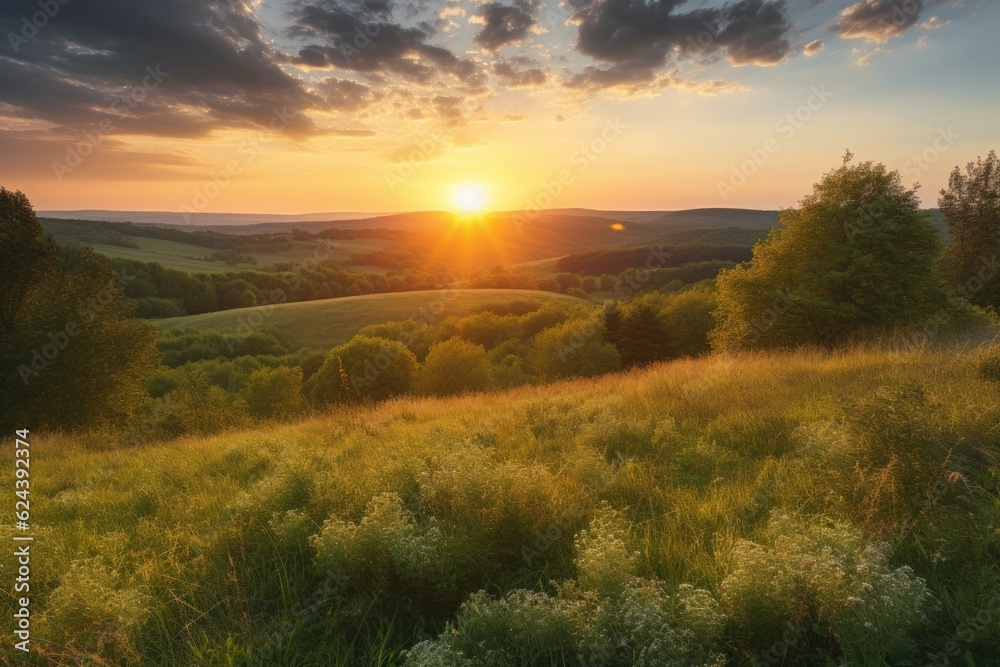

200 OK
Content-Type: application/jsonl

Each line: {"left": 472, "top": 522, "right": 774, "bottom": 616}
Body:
{"left": 532, "top": 317, "right": 621, "bottom": 380}
{"left": 161, "top": 369, "right": 250, "bottom": 435}
{"left": 311, "top": 493, "right": 477, "bottom": 606}
{"left": 42, "top": 561, "right": 151, "bottom": 663}
{"left": 306, "top": 335, "right": 418, "bottom": 404}
{"left": 239, "top": 366, "right": 304, "bottom": 419}
{"left": 720, "top": 513, "right": 934, "bottom": 664}
{"left": 979, "top": 347, "right": 1000, "bottom": 383}
{"left": 837, "top": 382, "right": 948, "bottom": 530}
{"left": 414, "top": 337, "right": 492, "bottom": 396}
{"left": 405, "top": 510, "right": 724, "bottom": 667}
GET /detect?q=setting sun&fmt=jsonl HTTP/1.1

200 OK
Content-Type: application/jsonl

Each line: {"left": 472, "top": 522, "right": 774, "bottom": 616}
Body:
{"left": 450, "top": 183, "right": 489, "bottom": 213}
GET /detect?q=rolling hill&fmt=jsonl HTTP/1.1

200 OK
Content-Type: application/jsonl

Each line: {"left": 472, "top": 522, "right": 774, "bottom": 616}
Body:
{"left": 155, "top": 288, "right": 584, "bottom": 350}
{"left": 6, "top": 343, "right": 998, "bottom": 664}
{"left": 39, "top": 218, "right": 393, "bottom": 274}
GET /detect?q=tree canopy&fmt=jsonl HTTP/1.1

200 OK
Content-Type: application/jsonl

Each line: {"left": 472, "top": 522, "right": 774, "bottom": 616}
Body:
{"left": 939, "top": 150, "right": 1000, "bottom": 308}
{"left": 712, "top": 154, "right": 948, "bottom": 351}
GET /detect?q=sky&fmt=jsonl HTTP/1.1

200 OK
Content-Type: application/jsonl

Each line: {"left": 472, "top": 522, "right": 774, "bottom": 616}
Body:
{"left": 0, "top": 0, "right": 997, "bottom": 215}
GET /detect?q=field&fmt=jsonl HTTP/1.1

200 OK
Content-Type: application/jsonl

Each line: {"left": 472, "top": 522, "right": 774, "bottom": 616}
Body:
{"left": 3, "top": 342, "right": 998, "bottom": 665}
{"left": 39, "top": 219, "right": 394, "bottom": 274}
{"left": 155, "top": 289, "right": 585, "bottom": 350}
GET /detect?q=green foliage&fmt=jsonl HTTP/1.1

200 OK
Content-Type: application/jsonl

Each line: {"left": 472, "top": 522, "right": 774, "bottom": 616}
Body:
{"left": 9, "top": 345, "right": 1000, "bottom": 664}
{"left": 156, "top": 326, "right": 288, "bottom": 367}
{"left": 605, "top": 299, "right": 672, "bottom": 367}
{"left": 406, "top": 510, "right": 725, "bottom": 667}
{"left": 0, "top": 243, "right": 160, "bottom": 431}
{"left": 307, "top": 335, "right": 418, "bottom": 404}
{"left": 532, "top": 316, "right": 621, "bottom": 380}
{"left": 239, "top": 366, "right": 304, "bottom": 419}
{"left": 0, "top": 187, "right": 57, "bottom": 333}
{"left": 658, "top": 288, "right": 716, "bottom": 357}
{"left": 160, "top": 369, "right": 250, "bottom": 436}
{"left": 712, "top": 155, "right": 948, "bottom": 350}
{"left": 415, "top": 337, "right": 492, "bottom": 396}
{"left": 135, "top": 296, "right": 185, "bottom": 319}
{"left": 940, "top": 150, "right": 1000, "bottom": 309}
{"left": 41, "top": 560, "right": 151, "bottom": 663}
{"left": 721, "top": 513, "right": 934, "bottom": 665}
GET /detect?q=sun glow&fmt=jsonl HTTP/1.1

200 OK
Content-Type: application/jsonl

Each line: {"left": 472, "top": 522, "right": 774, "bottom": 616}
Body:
{"left": 450, "top": 183, "right": 489, "bottom": 213}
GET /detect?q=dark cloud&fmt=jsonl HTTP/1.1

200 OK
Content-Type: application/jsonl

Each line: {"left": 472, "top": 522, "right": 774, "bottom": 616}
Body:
{"left": 830, "top": 0, "right": 924, "bottom": 43}
{"left": 0, "top": 0, "right": 320, "bottom": 138}
{"left": 493, "top": 57, "right": 547, "bottom": 87}
{"left": 570, "top": 0, "right": 792, "bottom": 91}
{"left": 473, "top": 0, "right": 540, "bottom": 51}
{"left": 315, "top": 77, "right": 380, "bottom": 111}
{"left": 288, "top": 0, "right": 485, "bottom": 88}
{"left": 432, "top": 95, "right": 466, "bottom": 126}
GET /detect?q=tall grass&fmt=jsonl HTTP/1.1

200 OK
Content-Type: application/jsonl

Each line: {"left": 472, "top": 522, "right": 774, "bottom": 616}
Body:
{"left": 2, "top": 342, "right": 998, "bottom": 665}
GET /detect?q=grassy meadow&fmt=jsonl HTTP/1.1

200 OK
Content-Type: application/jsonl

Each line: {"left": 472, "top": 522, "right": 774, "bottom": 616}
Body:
{"left": 155, "top": 289, "right": 584, "bottom": 350}
{"left": 4, "top": 341, "right": 999, "bottom": 665}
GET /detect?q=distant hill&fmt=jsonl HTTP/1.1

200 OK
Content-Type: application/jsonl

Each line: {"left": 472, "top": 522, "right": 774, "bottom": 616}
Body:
{"left": 155, "top": 288, "right": 583, "bottom": 350}
{"left": 38, "top": 210, "right": 395, "bottom": 226}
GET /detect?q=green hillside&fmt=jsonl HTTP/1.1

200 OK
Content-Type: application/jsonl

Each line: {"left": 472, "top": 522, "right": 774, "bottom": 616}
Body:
{"left": 40, "top": 218, "right": 393, "bottom": 273}
{"left": 4, "top": 344, "right": 998, "bottom": 664}
{"left": 156, "top": 288, "right": 584, "bottom": 349}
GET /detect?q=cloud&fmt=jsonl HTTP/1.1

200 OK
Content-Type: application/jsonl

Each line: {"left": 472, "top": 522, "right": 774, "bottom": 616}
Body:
{"left": 432, "top": 95, "right": 466, "bottom": 126}
{"left": 921, "top": 16, "right": 950, "bottom": 30}
{"left": 328, "top": 128, "right": 377, "bottom": 136}
{"left": 856, "top": 46, "right": 890, "bottom": 66}
{"left": 569, "top": 0, "right": 792, "bottom": 92}
{"left": 493, "top": 57, "right": 547, "bottom": 87}
{"left": 0, "top": 0, "right": 320, "bottom": 139}
{"left": 472, "top": 0, "right": 540, "bottom": 51}
{"left": 803, "top": 39, "right": 824, "bottom": 55}
{"left": 315, "top": 78, "right": 380, "bottom": 112}
{"left": 288, "top": 1, "right": 485, "bottom": 88}
{"left": 502, "top": 113, "right": 527, "bottom": 122}
{"left": 830, "top": 0, "right": 924, "bottom": 44}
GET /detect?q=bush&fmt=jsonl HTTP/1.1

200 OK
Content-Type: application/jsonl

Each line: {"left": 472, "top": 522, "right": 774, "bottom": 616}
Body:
{"left": 721, "top": 513, "right": 934, "bottom": 664}
{"left": 836, "top": 382, "right": 948, "bottom": 529}
{"left": 161, "top": 369, "right": 250, "bottom": 436}
{"left": 311, "top": 493, "right": 477, "bottom": 607}
{"left": 405, "top": 510, "right": 724, "bottom": 667}
{"left": 306, "top": 335, "right": 418, "bottom": 404}
{"left": 532, "top": 317, "right": 621, "bottom": 380}
{"left": 42, "top": 561, "right": 151, "bottom": 663}
{"left": 415, "top": 337, "right": 492, "bottom": 396}
{"left": 239, "top": 366, "right": 304, "bottom": 419}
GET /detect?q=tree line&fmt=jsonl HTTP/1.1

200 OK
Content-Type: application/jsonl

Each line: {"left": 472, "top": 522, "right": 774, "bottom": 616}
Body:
{"left": 0, "top": 150, "right": 997, "bottom": 435}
